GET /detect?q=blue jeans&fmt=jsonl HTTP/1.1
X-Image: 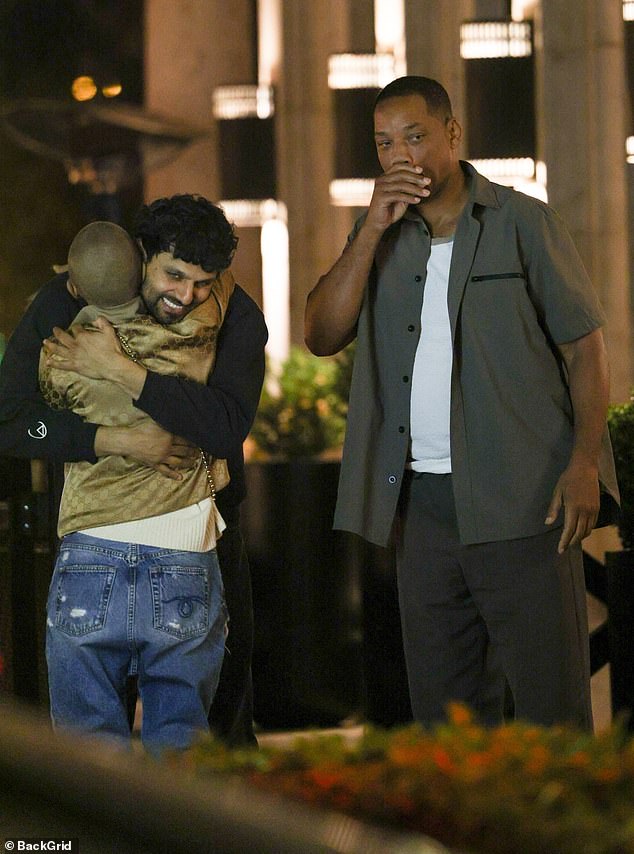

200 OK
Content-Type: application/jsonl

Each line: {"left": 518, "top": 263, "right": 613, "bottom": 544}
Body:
{"left": 46, "top": 532, "right": 227, "bottom": 752}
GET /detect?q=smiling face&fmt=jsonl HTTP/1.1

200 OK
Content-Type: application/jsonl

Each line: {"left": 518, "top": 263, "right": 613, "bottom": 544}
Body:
{"left": 140, "top": 252, "right": 219, "bottom": 324}
{"left": 373, "top": 93, "right": 461, "bottom": 201}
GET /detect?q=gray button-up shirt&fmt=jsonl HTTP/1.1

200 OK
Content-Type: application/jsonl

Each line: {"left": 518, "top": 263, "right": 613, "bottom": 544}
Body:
{"left": 334, "top": 163, "right": 619, "bottom": 547}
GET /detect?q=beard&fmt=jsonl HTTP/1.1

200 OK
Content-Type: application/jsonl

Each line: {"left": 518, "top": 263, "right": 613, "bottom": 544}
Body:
{"left": 141, "top": 284, "right": 194, "bottom": 325}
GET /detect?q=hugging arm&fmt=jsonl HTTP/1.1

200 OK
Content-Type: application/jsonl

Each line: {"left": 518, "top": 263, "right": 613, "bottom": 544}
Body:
{"left": 132, "top": 287, "right": 268, "bottom": 459}
{"left": 0, "top": 277, "right": 193, "bottom": 478}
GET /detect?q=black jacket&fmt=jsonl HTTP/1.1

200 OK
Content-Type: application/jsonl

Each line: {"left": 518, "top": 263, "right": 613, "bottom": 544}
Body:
{"left": 0, "top": 274, "right": 267, "bottom": 509}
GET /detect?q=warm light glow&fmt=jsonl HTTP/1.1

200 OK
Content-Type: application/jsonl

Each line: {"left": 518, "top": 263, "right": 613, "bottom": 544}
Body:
{"left": 65, "top": 158, "right": 98, "bottom": 186}
{"left": 626, "top": 136, "right": 634, "bottom": 163}
{"left": 469, "top": 158, "right": 547, "bottom": 202}
{"left": 624, "top": 1, "right": 634, "bottom": 21}
{"left": 71, "top": 76, "right": 98, "bottom": 101}
{"left": 469, "top": 157, "right": 536, "bottom": 179}
{"left": 261, "top": 217, "right": 290, "bottom": 367}
{"left": 212, "top": 85, "right": 274, "bottom": 119}
{"left": 218, "top": 199, "right": 286, "bottom": 228}
{"left": 328, "top": 54, "right": 396, "bottom": 89}
{"left": 217, "top": 200, "right": 290, "bottom": 365}
{"left": 374, "top": 0, "right": 406, "bottom": 77}
{"left": 511, "top": 0, "right": 538, "bottom": 20}
{"left": 258, "top": 0, "right": 282, "bottom": 86}
{"left": 329, "top": 178, "right": 375, "bottom": 207}
{"left": 460, "top": 21, "right": 532, "bottom": 59}
{"left": 101, "top": 83, "right": 122, "bottom": 98}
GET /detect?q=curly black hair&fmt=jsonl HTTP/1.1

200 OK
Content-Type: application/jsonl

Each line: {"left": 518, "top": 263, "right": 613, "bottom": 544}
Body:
{"left": 133, "top": 194, "right": 238, "bottom": 273}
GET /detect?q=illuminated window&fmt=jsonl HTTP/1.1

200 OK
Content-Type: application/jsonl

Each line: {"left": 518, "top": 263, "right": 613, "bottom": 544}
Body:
{"left": 461, "top": 21, "right": 532, "bottom": 59}
{"left": 469, "top": 158, "right": 547, "bottom": 201}
{"left": 329, "top": 179, "right": 374, "bottom": 207}
{"left": 328, "top": 54, "right": 396, "bottom": 90}
{"left": 212, "top": 85, "right": 274, "bottom": 120}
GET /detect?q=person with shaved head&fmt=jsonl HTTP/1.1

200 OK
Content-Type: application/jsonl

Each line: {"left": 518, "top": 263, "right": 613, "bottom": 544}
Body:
{"left": 0, "top": 196, "right": 267, "bottom": 752}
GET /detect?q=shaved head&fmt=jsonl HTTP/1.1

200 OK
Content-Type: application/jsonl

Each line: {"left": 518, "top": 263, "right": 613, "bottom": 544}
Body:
{"left": 68, "top": 221, "right": 142, "bottom": 307}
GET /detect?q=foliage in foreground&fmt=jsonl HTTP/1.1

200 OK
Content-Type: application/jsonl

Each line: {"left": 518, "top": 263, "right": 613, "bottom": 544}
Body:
{"left": 178, "top": 704, "right": 634, "bottom": 854}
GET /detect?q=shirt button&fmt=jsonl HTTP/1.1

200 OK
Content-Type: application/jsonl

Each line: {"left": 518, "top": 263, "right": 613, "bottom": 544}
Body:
{"left": 414, "top": 275, "right": 422, "bottom": 282}
{"left": 408, "top": 324, "right": 415, "bottom": 332}
{"left": 388, "top": 475, "right": 397, "bottom": 484}
{"left": 398, "top": 426, "right": 405, "bottom": 433}
{"left": 402, "top": 376, "right": 409, "bottom": 383}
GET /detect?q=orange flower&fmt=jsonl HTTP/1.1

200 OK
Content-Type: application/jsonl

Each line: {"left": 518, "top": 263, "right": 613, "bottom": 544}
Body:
{"left": 567, "top": 751, "right": 590, "bottom": 769}
{"left": 309, "top": 768, "right": 343, "bottom": 790}
{"left": 447, "top": 702, "right": 473, "bottom": 727}
{"left": 524, "top": 745, "right": 550, "bottom": 775}
{"left": 433, "top": 747, "right": 455, "bottom": 774}
{"left": 594, "top": 767, "right": 621, "bottom": 783}
{"left": 388, "top": 743, "right": 431, "bottom": 766}
{"left": 466, "top": 752, "right": 493, "bottom": 769}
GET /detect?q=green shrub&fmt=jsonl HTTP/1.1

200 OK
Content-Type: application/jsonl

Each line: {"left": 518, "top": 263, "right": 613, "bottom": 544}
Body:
{"left": 608, "top": 393, "right": 634, "bottom": 550}
{"left": 250, "top": 345, "right": 353, "bottom": 459}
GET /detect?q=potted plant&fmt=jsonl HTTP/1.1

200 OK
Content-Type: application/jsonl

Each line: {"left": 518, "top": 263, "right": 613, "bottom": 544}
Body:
{"left": 605, "top": 392, "right": 634, "bottom": 726}
{"left": 607, "top": 393, "right": 634, "bottom": 552}
{"left": 242, "top": 346, "right": 362, "bottom": 729}
{"left": 248, "top": 345, "right": 351, "bottom": 460}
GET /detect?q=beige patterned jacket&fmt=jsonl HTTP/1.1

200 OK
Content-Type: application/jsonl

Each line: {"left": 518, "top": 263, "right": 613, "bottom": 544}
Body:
{"left": 39, "top": 271, "right": 234, "bottom": 536}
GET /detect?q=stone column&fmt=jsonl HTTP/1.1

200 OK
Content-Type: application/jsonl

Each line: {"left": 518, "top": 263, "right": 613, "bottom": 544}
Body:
{"left": 143, "top": 0, "right": 256, "bottom": 202}
{"left": 276, "top": 0, "right": 352, "bottom": 346}
{"left": 405, "top": 0, "right": 475, "bottom": 131}
{"left": 537, "top": 0, "right": 632, "bottom": 401}
{"left": 143, "top": 0, "right": 264, "bottom": 303}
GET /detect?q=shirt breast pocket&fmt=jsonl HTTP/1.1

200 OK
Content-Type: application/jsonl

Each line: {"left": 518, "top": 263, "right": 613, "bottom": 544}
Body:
{"left": 464, "top": 269, "right": 538, "bottom": 336}
{"left": 470, "top": 272, "right": 525, "bottom": 283}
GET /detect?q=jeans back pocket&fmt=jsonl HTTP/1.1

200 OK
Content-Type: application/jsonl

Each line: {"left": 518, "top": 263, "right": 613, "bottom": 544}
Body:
{"left": 50, "top": 566, "right": 116, "bottom": 637}
{"left": 150, "top": 566, "right": 210, "bottom": 639}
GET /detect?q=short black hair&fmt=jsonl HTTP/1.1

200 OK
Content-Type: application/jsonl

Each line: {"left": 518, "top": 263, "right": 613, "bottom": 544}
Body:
{"left": 133, "top": 194, "right": 238, "bottom": 273}
{"left": 375, "top": 76, "right": 453, "bottom": 122}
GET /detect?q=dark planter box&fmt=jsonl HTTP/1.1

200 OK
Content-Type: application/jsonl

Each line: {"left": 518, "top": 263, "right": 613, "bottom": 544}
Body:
{"left": 242, "top": 460, "right": 363, "bottom": 728}
{"left": 606, "top": 549, "right": 634, "bottom": 727}
{"left": 242, "top": 460, "right": 412, "bottom": 730}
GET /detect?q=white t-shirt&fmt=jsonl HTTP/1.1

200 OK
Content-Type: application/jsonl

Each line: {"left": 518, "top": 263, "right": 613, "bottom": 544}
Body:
{"left": 409, "top": 236, "right": 454, "bottom": 473}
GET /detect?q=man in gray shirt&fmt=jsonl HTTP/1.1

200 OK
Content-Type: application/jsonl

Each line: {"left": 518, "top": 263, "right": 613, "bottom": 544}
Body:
{"left": 305, "top": 76, "right": 619, "bottom": 729}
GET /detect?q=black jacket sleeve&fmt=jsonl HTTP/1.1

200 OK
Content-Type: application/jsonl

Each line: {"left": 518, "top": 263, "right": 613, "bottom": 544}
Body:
{"left": 134, "top": 285, "right": 267, "bottom": 456}
{"left": 0, "top": 276, "right": 98, "bottom": 463}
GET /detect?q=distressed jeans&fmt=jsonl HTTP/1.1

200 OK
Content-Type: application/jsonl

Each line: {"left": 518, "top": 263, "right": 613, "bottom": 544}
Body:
{"left": 46, "top": 532, "right": 227, "bottom": 752}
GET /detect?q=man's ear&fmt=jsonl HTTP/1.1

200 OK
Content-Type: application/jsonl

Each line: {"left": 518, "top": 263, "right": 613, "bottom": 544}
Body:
{"left": 448, "top": 117, "right": 462, "bottom": 148}
{"left": 66, "top": 278, "right": 80, "bottom": 299}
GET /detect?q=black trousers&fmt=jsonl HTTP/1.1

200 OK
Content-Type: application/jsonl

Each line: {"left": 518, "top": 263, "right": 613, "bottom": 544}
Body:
{"left": 396, "top": 472, "right": 593, "bottom": 729}
{"left": 208, "top": 503, "right": 257, "bottom": 746}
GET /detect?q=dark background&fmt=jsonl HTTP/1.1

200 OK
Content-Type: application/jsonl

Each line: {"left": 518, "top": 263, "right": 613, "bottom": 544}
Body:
{"left": 0, "top": 0, "right": 143, "bottom": 337}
